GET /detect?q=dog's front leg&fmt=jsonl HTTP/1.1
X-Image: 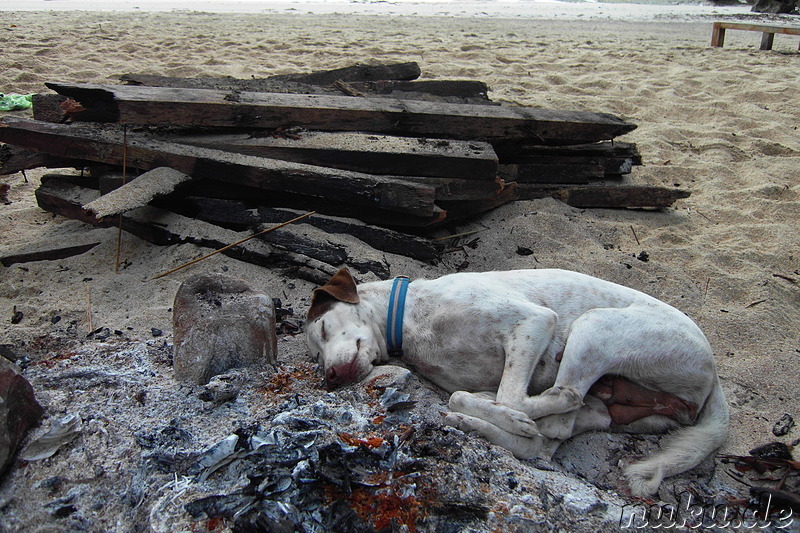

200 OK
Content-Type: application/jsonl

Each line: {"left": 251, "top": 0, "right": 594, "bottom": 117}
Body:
{"left": 495, "top": 308, "right": 585, "bottom": 421}
{"left": 444, "top": 412, "right": 560, "bottom": 460}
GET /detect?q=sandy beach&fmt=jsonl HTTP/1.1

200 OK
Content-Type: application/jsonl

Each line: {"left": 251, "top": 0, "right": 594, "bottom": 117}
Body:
{"left": 0, "top": 5, "right": 799, "bottom": 531}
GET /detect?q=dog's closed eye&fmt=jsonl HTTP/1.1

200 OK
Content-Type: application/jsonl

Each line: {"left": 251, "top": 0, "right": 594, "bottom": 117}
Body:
{"left": 321, "top": 322, "right": 328, "bottom": 342}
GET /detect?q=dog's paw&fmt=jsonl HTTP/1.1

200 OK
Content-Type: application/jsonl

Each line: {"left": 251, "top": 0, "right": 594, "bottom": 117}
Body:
{"left": 449, "top": 390, "right": 540, "bottom": 437}
{"left": 535, "top": 414, "right": 574, "bottom": 440}
{"left": 503, "top": 408, "right": 540, "bottom": 437}
{"left": 443, "top": 412, "right": 476, "bottom": 433}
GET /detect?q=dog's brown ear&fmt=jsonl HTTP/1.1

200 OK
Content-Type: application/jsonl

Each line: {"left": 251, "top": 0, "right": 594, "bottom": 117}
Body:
{"left": 307, "top": 268, "right": 359, "bottom": 322}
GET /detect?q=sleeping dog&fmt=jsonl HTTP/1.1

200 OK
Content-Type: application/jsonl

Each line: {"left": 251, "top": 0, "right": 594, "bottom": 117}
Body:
{"left": 306, "top": 268, "right": 729, "bottom": 496}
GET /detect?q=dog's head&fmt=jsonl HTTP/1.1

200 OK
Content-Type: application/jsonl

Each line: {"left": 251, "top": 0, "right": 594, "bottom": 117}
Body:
{"left": 306, "top": 268, "right": 383, "bottom": 388}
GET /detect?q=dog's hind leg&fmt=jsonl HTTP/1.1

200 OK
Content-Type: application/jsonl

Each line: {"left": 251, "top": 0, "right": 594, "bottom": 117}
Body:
{"left": 535, "top": 395, "right": 612, "bottom": 440}
{"left": 516, "top": 306, "right": 666, "bottom": 421}
{"left": 446, "top": 396, "right": 612, "bottom": 459}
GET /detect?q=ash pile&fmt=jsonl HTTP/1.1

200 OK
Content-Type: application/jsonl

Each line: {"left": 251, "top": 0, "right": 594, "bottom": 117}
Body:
{"left": 0, "top": 62, "right": 688, "bottom": 282}
{"left": 1, "top": 336, "right": 652, "bottom": 533}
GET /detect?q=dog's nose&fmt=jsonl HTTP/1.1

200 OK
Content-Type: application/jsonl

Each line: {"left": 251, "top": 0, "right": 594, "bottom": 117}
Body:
{"left": 325, "top": 360, "right": 358, "bottom": 388}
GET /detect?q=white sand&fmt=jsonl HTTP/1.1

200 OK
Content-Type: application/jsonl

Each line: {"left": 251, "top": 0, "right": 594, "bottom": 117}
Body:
{"left": 1, "top": 9, "right": 799, "bottom": 464}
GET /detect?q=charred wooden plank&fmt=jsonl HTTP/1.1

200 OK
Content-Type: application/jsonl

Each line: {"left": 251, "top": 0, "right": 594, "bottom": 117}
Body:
{"left": 83, "top": 167, "right": 192, "bottom": 217}
{"left": 36, "top": 178, "right": 390, "bottom": 277}
{"left": 120, "top": 73, "right": 318, "bottom": 95}
{"left": 498, "top": 163, "right": 601, "bottom": 184}
{"left": 267, "top": 62, "right": 422, "bottom": 85}
{"left": 171, "top": 131, "right": 498, "bottom": 180}
{"left": 0, "top": 144, "right": 83, "bottom": 175}
{"left": 346, "top": 80, "right": 490, "bottom": 100}
{"left": 437, "top": 182, "right": 520, "bottom": 221}
{"left": 44, "top": 83, "right": 636, "bottom": 145}
{"left": 172, "top": 197, "right": 441, "bottom": 262}
{"left": 0, "top": 117, "right": 437, "bottom": 217}
{"left": 36, "top": 178, "right": 275, "bottom": 264}
{"left": 31, "top": 93, "right": 69, "bottom": 123}
{"left": 517, "top": 183, "right": 690, "bottom": 208}
{"left": 119, "top": 74, "right": 490, "bottom": 103}
{"left": 0, "top": 240, "right": 101, "bottom": 267}
{"left": 171, "top": 179, "right": 448, "bottom": 229}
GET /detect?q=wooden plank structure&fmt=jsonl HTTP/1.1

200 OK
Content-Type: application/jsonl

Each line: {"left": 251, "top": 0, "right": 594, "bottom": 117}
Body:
{"left": 0, "top": 62, "right": 691, "bottom": 277}
{"left": 44, "top": 82, "right": 636, "bottom": 146}
{"left": 711, "top": 21, "right": 800, "bottom": 50}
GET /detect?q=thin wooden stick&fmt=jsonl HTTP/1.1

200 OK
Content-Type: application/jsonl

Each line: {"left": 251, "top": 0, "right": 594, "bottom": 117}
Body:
{"left": 432, "top": 228, "right": 485, "bottom": 241}
{"left": 630, "top": 225, "right": 640, "bottom": 246}
{"left": 152, "top": 211, "right": 315, "bottom": 280}
{"left": 114, "top": 125, "right": 127, "bottom": 273}
{"left": 85, "top": 286, "right": 93, "bottom": 333}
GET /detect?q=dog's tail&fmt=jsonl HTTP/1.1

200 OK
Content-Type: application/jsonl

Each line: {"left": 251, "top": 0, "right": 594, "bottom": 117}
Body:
{"left": 623, "top": 378, "right": 729, "bottom": 497}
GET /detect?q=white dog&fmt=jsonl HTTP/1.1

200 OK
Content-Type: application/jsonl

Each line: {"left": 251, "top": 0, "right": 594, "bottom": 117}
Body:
{"left": 305, "top": 268, "right": 729, "bottom": 497}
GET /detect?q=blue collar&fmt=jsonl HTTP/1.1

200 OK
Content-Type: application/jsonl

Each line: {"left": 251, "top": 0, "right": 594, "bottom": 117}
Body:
{"left": 386, "top": 276, "right": 410, "bottom": 357}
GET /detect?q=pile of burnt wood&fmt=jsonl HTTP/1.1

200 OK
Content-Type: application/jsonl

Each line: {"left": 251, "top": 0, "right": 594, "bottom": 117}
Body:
{"left": 0, "top": 62, "right": 688, "bottom": 281}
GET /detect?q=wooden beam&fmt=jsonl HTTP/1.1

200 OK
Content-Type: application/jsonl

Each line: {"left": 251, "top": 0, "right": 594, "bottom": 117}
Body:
{"left": 171, "top": 131, "right": 498, "bottom": 180}
{"left": 169, "top": 179, "right": 448, "bottom": 228}
{"left": 499, "top": 163, "right": 601, "bottom": 184}
{"left": 119, "top": 73, "right": 319, "bottom": 94}
{"left": 35, "top": 178, "right": 275, "bottom": 264}
{"left": 171, "top": 197, "right": 441, "bottom": 262}
{"left": 437, "top": 182, "right": 520, "bottom": 221}
{"left": 35, "top": 178, "right": 393, "bottom": 277}
{"left": 517, "top": 184, "right": 690, "bottom": 208}
{"left": 0, "top": 240, "right": 101, "bottom": 267}
{"left": 83, "top": 167, "right": 192, "bottom": 218}
{"left": 0, "top": 117, "right": 437, "bottom": 217}
{"left": 267, "top": 61, "right": 422, "bottom": 85}
{"left": 0, "top": 144, "right": 84, "bottom": 175}
{"left": 44, "top": 83, "right": 637, "bottom": 145}
{"left": 119, "top": 74, "right": 491, "bottom": 103}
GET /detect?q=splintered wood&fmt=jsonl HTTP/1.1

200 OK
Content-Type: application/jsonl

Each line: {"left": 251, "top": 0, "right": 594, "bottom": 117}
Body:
{"left": 0, "top": 62, "right": 689, "bottom": 278}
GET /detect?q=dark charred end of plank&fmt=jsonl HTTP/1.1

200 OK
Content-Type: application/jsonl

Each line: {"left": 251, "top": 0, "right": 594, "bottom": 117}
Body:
{"left": 44, "top": 83, "right": 121, "bottom": 122}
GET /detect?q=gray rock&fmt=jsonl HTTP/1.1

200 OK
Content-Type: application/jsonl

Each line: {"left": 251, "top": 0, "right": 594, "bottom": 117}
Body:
{"left": 0, "top": 358, "right": 44, "bottom": 478}
{"left": 173, "top": 273, "right": 276, "bottom": 385}
{"left": 751, "top": 0, "right": 797, "bottom": 13}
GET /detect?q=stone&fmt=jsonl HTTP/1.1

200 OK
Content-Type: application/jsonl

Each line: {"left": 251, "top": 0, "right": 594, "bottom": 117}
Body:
{"left": 0, "top": 358, "right": 44, "bottom": 478}
{"left": 751, "top": 0, "right": 797, "bottom": 13}
{"left": 772, "top": 413, "right": 795, "bottom": 437}
{"left": 173, "top": 273, "right": 277, "bottom": 385}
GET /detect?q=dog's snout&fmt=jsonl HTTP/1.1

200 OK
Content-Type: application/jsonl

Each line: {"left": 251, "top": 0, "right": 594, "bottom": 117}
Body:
{"left": 325, "top": 358, "right": 359, "bottom": 388}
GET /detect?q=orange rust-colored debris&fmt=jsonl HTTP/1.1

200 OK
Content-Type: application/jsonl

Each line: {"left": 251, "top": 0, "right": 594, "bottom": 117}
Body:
{"left": 349, "top": 487, "right": 422, "bottom": 532}
{"left": 259, "top": 362, "right": 322, "bottom": 398}
{"left": 59, "top": 97, "right": 86, "bottom": 118}
{"left": 28, "top": 350, "right": 78, "bottom": 368}
{"left": 338, "top": 432, "right": 385, "bottom": 449}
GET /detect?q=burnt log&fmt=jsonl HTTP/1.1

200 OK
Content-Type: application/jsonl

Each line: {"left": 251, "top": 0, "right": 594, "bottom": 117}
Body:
{"left": 0, "top": 240, "right": 101, "bottom": 267}
{"left": 517, "top": 183, "right": 690, "bottom": 208}
{"left": 119, "top": 74, "right": 491, "bottom": 103}
{"left": 0, "top": 117, "right": 437, "bottom": 218}
{"left": 170, "top": 197, "right": 441, "bottom": 262}
{"left": 267, "top": 61, "right": 422, "bottom": 85}
{"left": 43, "top": 83, "right": 637, "bottom": 146}
{"left": 35, "top": 178, "right": 393, "bottom": 277}
{"left": 171, "top": 131, "right": 498, "bottom": 180}
{"left": 0, "top": 144, "right": 83, "bottom": 175}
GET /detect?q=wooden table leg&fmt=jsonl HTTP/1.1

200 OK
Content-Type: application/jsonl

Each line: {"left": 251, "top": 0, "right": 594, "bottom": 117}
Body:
{"left": 711, "top": 23, "right": 726, "bottom": 47}
{"left": 760, "top": 32, "right": 775, "bottom": 50}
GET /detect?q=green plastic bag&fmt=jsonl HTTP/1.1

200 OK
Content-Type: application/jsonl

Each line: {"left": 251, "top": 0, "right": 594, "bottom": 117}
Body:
{"left": 0, "top": 93, "right": 33, "bottom": 111}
